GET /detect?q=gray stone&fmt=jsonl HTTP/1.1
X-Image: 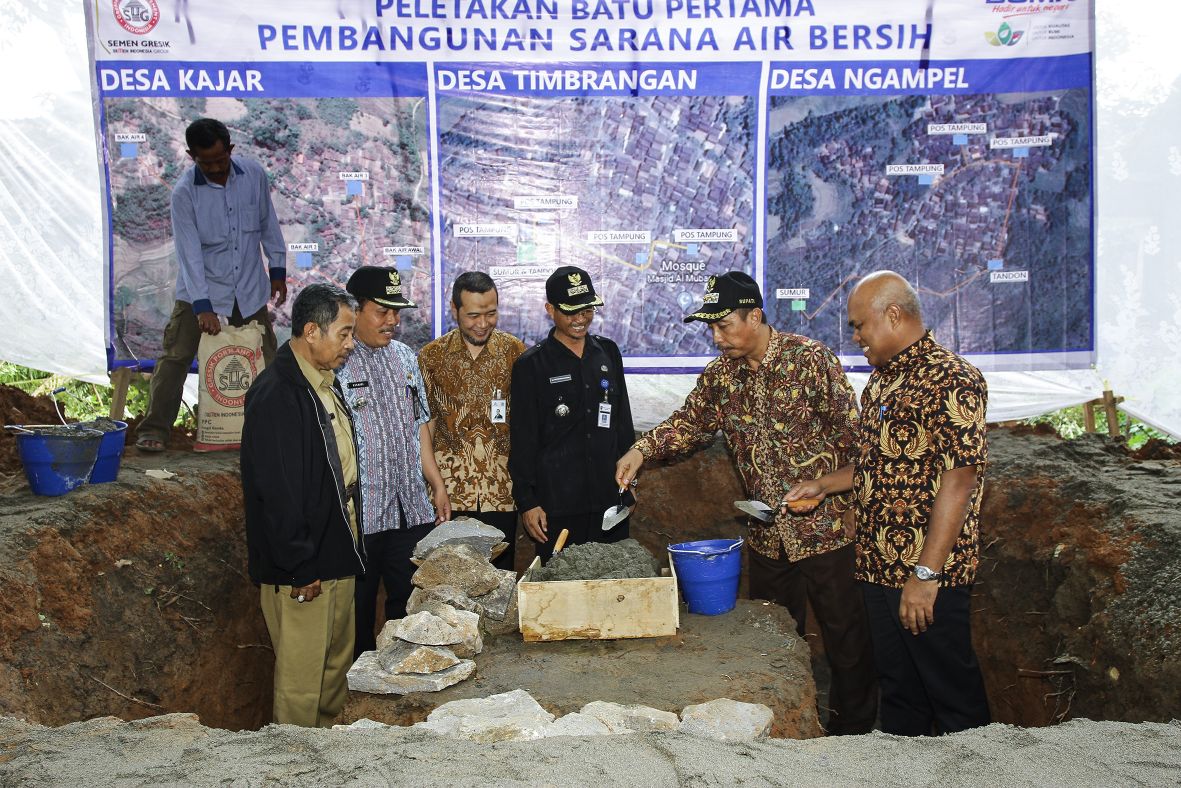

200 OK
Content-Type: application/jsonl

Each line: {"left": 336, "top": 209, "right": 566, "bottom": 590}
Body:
{"left": 332, "top": 718, "right": 389, "bottom": 730}
{"left": 393, "top": 607, "right": 483, "bottom": 658}
{"left": 580, "top": 701, "right": 680, "bottom": 733}
{"left": 413, "top": 517, "right": 507, "bottom": 562}
{"left": 376, "top": 642, "right": 460, "bottom": 675}
{"left": 412, "top": 543, "right": 502, "bottom": 596}
{"left": 481, "top": 599, "right": 519, "bottom": 638}
{"left": 473, "top": 569, "right": 518, "bottom": 621}
{"left": 540, "top": 712, "right": 614, "bottom": 738}
{"left": 413, "top": 689, "right": 555, "bottom": 742}
{"left": 406, "top": 585, "right": 484, "bottom": 617}
{"left": 347, "top": 651, "right": 475, "bottom": 695}
{"left": 678, "top": 698, "right": 773, "bottom": 741}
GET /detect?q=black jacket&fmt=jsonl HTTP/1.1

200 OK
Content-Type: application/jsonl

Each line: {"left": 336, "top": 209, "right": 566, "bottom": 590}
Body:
{"left": 241, "top": 341, "right": 365, "bottom": 587}
{"left": 509, "top": 331, "right": 634, "bottom": 517}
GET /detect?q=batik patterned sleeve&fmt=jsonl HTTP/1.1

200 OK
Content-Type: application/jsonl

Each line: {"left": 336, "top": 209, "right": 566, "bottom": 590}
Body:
{"left": 633, "top": 366, "right": 723, "bottom": 461}
{"left": 931, "top": 364, "right": 988, "bottom": 470}
{"left": 816, "top": 344, "right": 860, "bottom": 463}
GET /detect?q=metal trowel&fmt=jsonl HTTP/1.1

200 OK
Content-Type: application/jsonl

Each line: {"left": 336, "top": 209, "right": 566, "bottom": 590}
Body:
{"left": 734, "top": 497, "right": 822, "bottom": 522}
{"left": 601, "top": 487, "right": 637, "bottom": 531}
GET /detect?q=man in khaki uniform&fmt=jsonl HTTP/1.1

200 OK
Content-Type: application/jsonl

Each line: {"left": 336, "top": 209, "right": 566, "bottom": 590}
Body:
{"left": 241, "top": 284, "right": 365, "bottom": 727}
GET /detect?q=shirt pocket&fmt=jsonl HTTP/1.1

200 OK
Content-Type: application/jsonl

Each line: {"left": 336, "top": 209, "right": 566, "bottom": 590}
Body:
{"left": 236, "top": 203, "right": 261, "bottom": 236}
{"left": 540, "top": 379, "right": 577, "bottom": 444}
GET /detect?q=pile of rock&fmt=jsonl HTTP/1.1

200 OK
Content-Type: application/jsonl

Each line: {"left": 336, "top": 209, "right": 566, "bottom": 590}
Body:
{"left": 338, "top": 689, "right": 774, "bottom": 743}
{"left": 347, "top": 519, "right": 518, "bottom": 696}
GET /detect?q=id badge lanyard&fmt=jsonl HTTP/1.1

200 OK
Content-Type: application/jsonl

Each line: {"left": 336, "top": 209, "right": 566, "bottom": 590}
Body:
{"left": 597, "top": 377, "right": 612, "bottom": 429}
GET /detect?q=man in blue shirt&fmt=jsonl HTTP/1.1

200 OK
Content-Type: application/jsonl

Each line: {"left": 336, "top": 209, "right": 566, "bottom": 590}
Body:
{"left": 135, "top": 118, "right": 287, "bottom": 452}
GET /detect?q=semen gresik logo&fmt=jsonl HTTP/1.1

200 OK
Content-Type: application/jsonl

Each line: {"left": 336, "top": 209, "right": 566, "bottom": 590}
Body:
{"left": 113, "top": 0, "right": 160, "bottom": 36}
{"left": 985, "top": 21, "right": 1024, "bottom": 47}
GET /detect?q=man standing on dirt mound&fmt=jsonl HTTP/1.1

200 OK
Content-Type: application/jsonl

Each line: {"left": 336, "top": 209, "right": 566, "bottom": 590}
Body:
{"left": 136, "top": 117, "right": 287, "bottom": 453}
{"left": 241, "top": 284, "right": 365, "bottom": 728}
{"left": 509, "top": 266, "right": 635, "bottom": 564}
{"left": 338, "top": 266, "right": 450, "bottom": 659}
{"left": 787, "top": 270, "right": 991, "bottom": 736}
{"left": 615, "top": 271, "right": 878, "bottom": 736}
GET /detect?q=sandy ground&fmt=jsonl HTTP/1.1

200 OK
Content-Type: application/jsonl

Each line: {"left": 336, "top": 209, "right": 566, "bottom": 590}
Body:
{"left": 2, "top": 713, "right": 1179, "bottom": 786}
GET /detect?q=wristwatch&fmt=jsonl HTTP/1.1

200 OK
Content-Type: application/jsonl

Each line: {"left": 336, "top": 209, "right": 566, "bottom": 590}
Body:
{"left": 913, "top": 565, "right": 942, "bottom": 582}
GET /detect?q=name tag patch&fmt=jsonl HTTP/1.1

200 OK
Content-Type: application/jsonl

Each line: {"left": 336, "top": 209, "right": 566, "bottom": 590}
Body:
{"left": 548, "top": 374, "right": 572, "bottom": 384}
{"left": 346, "top": 380, "right": 370, "bottom": 389}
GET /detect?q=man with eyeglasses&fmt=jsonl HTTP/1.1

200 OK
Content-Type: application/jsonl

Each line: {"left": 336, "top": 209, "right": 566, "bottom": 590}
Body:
{"left": 337, "top": 266, "right": 450, "bottom": 658}
{"left": 135, "top": 117, "right": 287, "bottom": 453}
{"left": 508, "top": 266, "right": 635, "bottom": 562}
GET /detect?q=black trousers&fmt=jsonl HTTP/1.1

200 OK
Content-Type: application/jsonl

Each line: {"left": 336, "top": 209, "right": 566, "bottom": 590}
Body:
{"left": 861, "top": 581, "right": 991, "bottom": 736}
{"left": 533, "top": 511, "right": 629, "bottom": 564}
{"left": 354, "top": 522, "right": 434, "bottom": 658}
{"left": 452, "top": 509, "right": 518, "bottom": 572}
{"left": 748, "top": 543, "right": 878, "bottom": 735}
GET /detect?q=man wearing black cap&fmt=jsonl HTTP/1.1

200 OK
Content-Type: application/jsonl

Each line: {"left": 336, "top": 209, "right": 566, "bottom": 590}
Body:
{"left": 615, "top": 271, "right": 877, "bottom": 735}
{"left": 509, "top": 266, "right": 635, "bottom": 562}
{"left": 337, "top": 266, "right": 450, "bottom": 658}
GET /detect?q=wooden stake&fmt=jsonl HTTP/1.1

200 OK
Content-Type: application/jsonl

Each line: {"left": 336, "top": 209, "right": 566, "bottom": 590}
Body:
{"left": 108, "top": 367, "right": 135, "bottom": 420}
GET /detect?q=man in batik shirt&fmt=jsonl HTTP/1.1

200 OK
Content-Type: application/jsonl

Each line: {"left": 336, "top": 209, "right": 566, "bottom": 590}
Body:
{"left": 419, "top": 271, "right": 526, "bottom": 571}
{"left": 788, "top": 270, "right": 991, "bottom": 736}
{"left": 338, "top": 266, "right": 450, "bottom": 658}
{"left": 616, "top": 271, "right": 877, "bottom": 735}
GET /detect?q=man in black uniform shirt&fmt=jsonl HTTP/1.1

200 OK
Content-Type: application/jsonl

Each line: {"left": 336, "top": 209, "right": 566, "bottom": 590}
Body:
{"left": 509, "top": 266, "right": 635, "bottom": 562}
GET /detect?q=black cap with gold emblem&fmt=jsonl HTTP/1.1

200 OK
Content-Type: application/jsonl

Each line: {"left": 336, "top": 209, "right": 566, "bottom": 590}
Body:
{"left": 545, "top": 265, "right": 605, "bottom": 313}
{"left": 346, "top": 265, "right": 417, "bottom": 309}
{"left": 682, "top": 271, "right": 763, "bottom": 323}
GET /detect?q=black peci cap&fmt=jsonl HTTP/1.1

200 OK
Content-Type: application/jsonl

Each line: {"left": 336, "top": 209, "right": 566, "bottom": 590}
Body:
{"left": 545, "top": 266, "right": 604, "bottom": 313}
{"left": 682, "top": 271, "right": 763, "bottom": 323}
{"left": 346, "top": 266, "right": 417, "bottom": 309}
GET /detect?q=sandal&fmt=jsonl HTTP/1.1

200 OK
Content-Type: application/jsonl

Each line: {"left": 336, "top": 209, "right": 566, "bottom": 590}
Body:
{"left": 135, "top": 437, "right": 166, "bottom": 453}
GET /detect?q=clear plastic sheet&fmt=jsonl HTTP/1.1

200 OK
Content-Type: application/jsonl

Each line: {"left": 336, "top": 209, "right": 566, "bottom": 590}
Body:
{"left": 2, "top": 2, "right": 1179, "bottom": 439}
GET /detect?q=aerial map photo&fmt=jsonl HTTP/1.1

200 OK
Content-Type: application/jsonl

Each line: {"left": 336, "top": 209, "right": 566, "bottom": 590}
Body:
{"left": 436, "top": 93, "right": 757, "bottom": 357}
{"left": 762, "top": 90, "right": 1092, "bottom": 366}
{"left": 103, "top": 95, "right": 433, "bottom": 363}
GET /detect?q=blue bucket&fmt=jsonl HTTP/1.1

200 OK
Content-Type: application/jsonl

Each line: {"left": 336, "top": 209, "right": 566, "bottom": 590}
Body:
{"left": 12, "top": 426, "right": 103, "bottom": 496}
{"left": 83, "top": 420, "right": 129, "bottom": 483}
{"left": 668, "top": 538, "right": 744, "bottom": 615}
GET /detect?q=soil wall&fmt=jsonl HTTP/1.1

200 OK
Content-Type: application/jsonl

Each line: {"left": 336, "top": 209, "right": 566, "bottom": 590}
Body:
{"left": 1, "top": 370, "right": 1177, "bottom": 733}
{"left": 0, "top": 450, "right": 271, "bottom": 729}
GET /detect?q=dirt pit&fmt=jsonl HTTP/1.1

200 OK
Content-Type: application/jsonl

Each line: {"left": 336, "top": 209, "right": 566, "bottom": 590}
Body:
{"left": 0, "top": 373, "right": 1178, "bottom": 735}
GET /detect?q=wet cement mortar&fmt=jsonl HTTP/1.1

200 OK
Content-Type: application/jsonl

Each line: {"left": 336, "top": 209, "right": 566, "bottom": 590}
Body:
{"left": 531, "top": 538, "right": 661, "bottom": 581}
{"left": 0, "top": 371, "right": 1177, "bottom": 750}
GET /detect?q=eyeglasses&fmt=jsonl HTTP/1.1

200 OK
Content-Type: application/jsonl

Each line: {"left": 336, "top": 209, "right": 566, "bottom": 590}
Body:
{"left": 564, "top": 307, "right": 597, "bottom": 318}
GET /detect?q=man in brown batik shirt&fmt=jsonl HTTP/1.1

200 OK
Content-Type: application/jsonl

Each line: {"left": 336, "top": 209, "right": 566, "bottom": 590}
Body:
{"left": 419, "top": 271, "right": 525, "bottom": 571}
{"left": 788, "top": 270, "right": 991, "bottom": 736}
{"left": 617, "top": 271, "right": 877, "bottom": 736}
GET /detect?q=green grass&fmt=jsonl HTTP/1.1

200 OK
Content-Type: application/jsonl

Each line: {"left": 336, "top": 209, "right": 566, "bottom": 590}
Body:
{"left": 0, "top": 362, "right": 192, "bottom": 429}
{"left": 1021, "top": 405, "right": 1174, "bottom": 450}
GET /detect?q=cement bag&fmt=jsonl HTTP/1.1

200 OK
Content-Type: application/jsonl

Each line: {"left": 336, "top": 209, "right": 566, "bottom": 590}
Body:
{"left": 194, "top": 321, "right": 266, "bottom": 452}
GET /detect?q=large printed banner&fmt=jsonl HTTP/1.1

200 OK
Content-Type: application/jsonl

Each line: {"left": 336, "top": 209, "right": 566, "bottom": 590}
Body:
{"left": 87, "top": 0, "right": 1094, "bottom": 372}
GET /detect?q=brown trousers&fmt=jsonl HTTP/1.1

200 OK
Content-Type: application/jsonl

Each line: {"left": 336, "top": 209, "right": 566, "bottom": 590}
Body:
{"left": 259, "top": 577, "right": 356, "bottom": 727}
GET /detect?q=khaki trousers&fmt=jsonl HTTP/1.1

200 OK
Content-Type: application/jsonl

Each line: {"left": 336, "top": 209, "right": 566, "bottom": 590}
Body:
{"left": 259, "top": 577, "right": 356, "bottom": 728}
{"left": 136, "top": 300, "right": 277, "bottom": 443}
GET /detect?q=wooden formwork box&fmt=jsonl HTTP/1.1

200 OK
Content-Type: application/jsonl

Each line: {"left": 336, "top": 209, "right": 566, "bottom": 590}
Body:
{"left": 517, "top": 558, "right": 680, "bottom": 642}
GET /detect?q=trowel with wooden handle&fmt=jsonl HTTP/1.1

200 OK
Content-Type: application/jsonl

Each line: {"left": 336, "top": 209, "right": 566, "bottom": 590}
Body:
{"left": 600, "top": 487, "right": 636, "bottom": 531}
{"left": 734, "top": 498, "right": 822, "bottom": 522}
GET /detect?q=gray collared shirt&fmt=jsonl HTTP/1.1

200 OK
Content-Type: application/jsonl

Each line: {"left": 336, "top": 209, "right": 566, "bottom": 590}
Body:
{"left": 170, "top": 156, "right": 286, "bottom": 316}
